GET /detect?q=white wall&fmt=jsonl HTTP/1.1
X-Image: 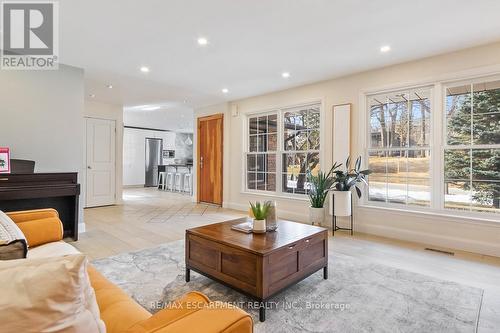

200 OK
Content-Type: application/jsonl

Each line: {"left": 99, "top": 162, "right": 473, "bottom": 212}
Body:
{"left": 196, "top": 42, "right": 500, "bottom": 257}
{"left": 0, "top": 64, "right": 85, "bottom": 225}
{"left": 84, "top": 100, "right": 124, "bottom": 204}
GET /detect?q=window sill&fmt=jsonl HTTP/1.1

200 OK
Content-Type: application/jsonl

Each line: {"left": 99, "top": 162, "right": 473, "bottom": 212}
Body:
{"left": 240, "top": 191, "right": 309, "bottom": 202}
{"left": 357, "top": 204, "right": 500, "bottom": 228}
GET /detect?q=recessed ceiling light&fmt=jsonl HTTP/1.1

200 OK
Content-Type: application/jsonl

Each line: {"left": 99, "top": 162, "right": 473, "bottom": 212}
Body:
{"left": 380, "top": 45, "right": 391, "bottom": 53}
{"left": 282, "top": 72, "right": 290, "bottom": 78}
{"left": 140, "top": 66, "right": 150, "bottom": 73}
{"left": 222, "top": 88, "right": 229, "bottom": 94}
{"left": 89, "top": 94, "right": 96, "bottom": 98}
{"left": 106, "top": 84, "right": 113, "bottom": 89}
{"left": 197, "top": 37, "right": 208, "bottom": 46}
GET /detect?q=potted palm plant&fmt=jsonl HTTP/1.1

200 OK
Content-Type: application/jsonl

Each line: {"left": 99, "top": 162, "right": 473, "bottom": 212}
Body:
{"left": 307, "top": 163, "right": 341, "bottom": 225}
{"left": 332, "top": 156, "right": 371, "bottom": 216}
{"left": 249, "top": 201, "right": 271, "bottom": 233}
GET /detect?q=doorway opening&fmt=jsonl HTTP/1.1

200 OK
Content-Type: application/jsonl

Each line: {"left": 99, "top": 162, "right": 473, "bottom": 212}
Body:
{"left": 122, "top": 106, "right": 194, "bottom": 200}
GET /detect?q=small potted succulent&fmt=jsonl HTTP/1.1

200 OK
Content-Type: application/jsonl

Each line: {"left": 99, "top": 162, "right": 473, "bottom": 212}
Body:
{"left": 307, "top": 163, "right": 341, "bottom": 225}
{"left": 249, "top": 201, "right": 271, "bottom": 233}
{"left": 332, "top": 156, "right": 371, "bottom": 216}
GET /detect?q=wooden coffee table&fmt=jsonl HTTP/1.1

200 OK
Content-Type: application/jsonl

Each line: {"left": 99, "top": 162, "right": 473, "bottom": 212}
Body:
{"left": 185, "top": 218, "right": 328, "bottom": 322}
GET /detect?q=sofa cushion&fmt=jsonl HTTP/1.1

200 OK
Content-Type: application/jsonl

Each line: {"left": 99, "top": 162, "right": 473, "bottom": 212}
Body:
{"left": 0, "top": 254, "right": 106, "bottom": 333}
{"left": 125, "top": 291, "right": 212, "bottom": 333}
{"left": 27, "top": 243, "right": 153, "bottom": 333}
{"left": 0, "top": 210, "right": 27, "bottom": 260}
{"left": 16, "top": 216, "right": 64, "bottom": 247}
{"left": 6, "top": 209, "right": 64, "bottom": 247}
{"left": 136, "top": 302, "right": 254, "bottom": 333}
{"left": 28, "top": 240, "right": 80, "bottom": 259}
{"left": 87, "top": 265, "right": 151, "bottom": 333}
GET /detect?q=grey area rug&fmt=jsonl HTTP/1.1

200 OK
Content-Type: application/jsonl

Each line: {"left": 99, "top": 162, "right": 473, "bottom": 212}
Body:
{"left": 93, "top": 240, "right": 483, "bottom": 333}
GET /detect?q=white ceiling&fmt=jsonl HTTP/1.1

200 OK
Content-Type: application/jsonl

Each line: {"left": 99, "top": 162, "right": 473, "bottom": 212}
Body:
{"left": 60, "top": 0, "right": 500, "bottom": 109}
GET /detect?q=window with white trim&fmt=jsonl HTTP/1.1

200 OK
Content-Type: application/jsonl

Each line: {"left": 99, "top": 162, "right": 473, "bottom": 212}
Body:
{"left": 282, "top": 105, "right": 321, "bottom": 194}
{"left": 367, "top": 87, "right": 432, "bottom": 206}
{"left": 444, "top": 80, "right": 500, "bottom": 213}
{"left": 246, "top": 103, "right": 321, "bottom": 196}
{"left": 366, "top": 77, "right": 500, "bottom": 216}
{"left": 246, "top": 113, "right": 278, "bottom": 191}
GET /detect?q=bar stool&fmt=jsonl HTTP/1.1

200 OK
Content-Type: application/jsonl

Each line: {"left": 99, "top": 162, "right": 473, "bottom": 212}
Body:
{"left": 174, "top": 173, "right": 183, "bottom": 192}
{"left": 183, "top": 173, "right": 192, "bottom": 194}
{"left": 158, "top": 171, "right": 167, "bottom": 190}
{"left": 166, "top": 172, "right": 175, "bottom": 191}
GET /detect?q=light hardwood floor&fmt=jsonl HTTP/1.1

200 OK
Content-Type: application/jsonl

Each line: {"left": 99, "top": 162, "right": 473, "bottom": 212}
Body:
{"left": 71, "top": 187, "right": 500, "bottom": 332}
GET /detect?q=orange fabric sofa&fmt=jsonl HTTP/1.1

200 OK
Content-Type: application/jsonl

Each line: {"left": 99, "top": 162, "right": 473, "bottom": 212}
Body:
{"left": 7, "top": 209, "right": 253, "bottom": 333}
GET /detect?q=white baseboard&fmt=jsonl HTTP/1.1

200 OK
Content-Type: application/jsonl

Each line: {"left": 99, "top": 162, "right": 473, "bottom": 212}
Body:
{"left": 225, "top": 202, "right": 246, "bottom": 211}
{"left": 355, "top": 221, "right": 500, "bottom": 257}
{"left": 78, "top": 223, "right": 86, "bottom": 233}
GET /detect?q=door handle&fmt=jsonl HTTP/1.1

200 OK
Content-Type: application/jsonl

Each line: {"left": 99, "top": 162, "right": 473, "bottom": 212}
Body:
{"left": 87, "top": 166, "right": 92, "bottom": 169}
{"left": 200, "top": 156, "right": 204, "bottom": 169}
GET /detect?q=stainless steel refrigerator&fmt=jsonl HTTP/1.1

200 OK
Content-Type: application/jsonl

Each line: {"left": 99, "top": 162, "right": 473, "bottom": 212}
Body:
{"left": 145, "top": 138, "right": 162, "bottom": 187}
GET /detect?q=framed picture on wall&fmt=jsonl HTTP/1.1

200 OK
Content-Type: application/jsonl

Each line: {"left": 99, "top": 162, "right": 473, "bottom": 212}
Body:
{"left": 0, "top": 147, "right": 11, "bottom": 173}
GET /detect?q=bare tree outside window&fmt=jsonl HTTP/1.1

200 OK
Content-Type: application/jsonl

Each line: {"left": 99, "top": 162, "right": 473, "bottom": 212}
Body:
{"left": 282, "top": 106, "right": 320, "bottom": 194}
{"left": 367, "top": 80, "right": 499, "bottom": 216}
{"left": 367, "top": 88, "right": 431, "bottom": 206}
{"left": 246, "top": 103, "right": 321, "bottom": 196}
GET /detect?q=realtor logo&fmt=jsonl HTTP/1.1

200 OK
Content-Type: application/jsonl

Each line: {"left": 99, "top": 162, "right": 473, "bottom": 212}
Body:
{"left": 1, "top": 1, "right": 58, "bottom": 70}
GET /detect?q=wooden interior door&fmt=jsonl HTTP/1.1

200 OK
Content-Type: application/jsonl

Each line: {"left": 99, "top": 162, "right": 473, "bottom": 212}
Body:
{"left": 197, "top": 114, "right": 223, "bottom": 205}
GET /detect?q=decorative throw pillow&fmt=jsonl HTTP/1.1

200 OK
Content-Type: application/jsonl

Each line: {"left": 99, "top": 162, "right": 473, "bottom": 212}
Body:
{"left": 0, "top": 254, "right": 106, "bottom": 333}
{"left": 0, "top": 210, "right": 27, "bottom": 260}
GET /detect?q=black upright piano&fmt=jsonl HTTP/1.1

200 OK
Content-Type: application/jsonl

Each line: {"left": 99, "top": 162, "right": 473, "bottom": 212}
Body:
{"left": 0, "top": 173, "right": 80, "bottom": 240}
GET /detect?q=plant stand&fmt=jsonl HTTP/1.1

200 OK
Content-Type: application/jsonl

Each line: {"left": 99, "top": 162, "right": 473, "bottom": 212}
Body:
{"left": 331, "top": 192, "right": 353, "bottom": 236}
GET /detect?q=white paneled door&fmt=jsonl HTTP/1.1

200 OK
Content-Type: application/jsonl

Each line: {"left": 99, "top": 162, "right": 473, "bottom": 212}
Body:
{"left": 86, "top": 118, "right": 116, "bottom": 207}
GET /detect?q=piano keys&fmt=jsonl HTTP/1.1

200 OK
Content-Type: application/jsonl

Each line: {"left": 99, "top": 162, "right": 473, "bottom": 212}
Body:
{"left": 0, "top": 173, "right": 80, "bottom": 240}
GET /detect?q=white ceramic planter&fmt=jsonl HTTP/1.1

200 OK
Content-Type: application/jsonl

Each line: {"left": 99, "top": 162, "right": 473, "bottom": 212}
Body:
{"left": 309, "top": 207, "right": 325, "bottom": 226}
{"left": 333, "top": 191, "right": 352, "bottom": 216}
{"left": 253, "top": 219, "right": 266, "bottom": 233}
